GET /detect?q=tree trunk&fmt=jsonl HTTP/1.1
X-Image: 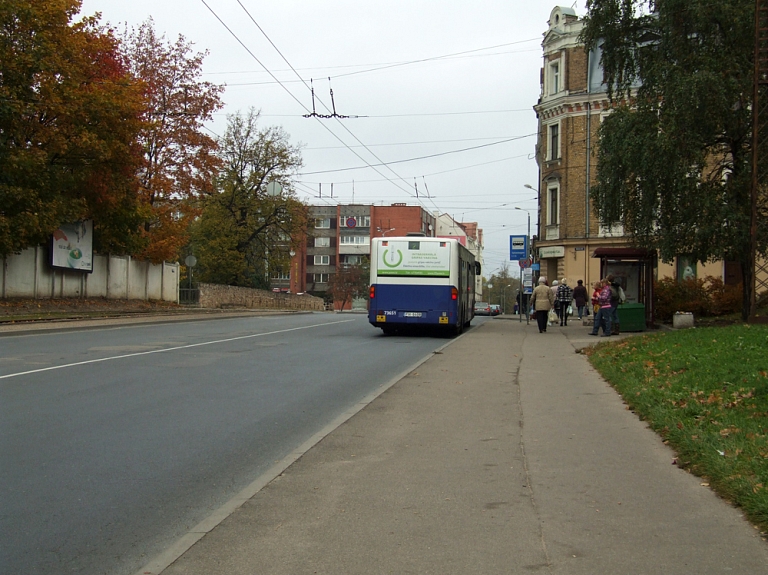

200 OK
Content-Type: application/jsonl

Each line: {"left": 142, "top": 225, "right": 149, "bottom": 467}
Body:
{"left": 740, "top": 258, "right": 754, "bottom": 322}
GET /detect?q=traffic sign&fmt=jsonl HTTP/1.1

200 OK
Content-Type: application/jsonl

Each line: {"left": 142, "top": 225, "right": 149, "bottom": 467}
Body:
{"left": 518, "top": 258, "right": 532, "bottom": 269}
{"left": 509, "top": 235, "right": 528, "bottom": 260}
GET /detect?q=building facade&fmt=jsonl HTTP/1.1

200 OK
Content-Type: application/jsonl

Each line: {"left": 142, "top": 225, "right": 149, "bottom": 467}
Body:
{"left": 533, "top": 6, "right": 760, "bottom": 300}
{"left": 286, "top": 203, "right": 452, "bottom": 307}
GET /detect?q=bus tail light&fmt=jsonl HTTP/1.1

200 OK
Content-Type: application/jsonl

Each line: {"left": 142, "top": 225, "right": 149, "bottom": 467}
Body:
{"left": 369, "top": 285, "right": 375, "bottom": 299}
{"left": 451, "top": 287, "right": 458, "bottom": 300}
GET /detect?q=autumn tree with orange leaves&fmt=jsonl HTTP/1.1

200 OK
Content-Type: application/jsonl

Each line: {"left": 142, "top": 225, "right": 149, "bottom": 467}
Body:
{"left": 0, "top": 0, "right": 147, "bottom": 257}
{"left": 121, "top": 19, "right": 224, "bottom": 263}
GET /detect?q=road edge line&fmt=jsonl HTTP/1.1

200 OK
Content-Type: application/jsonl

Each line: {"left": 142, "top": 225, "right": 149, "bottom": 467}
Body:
{"left": 133, "top": 327, "right": 476, "bottom": 575}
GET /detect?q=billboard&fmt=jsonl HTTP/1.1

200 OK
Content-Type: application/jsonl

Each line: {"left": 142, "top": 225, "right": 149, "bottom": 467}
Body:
{"left": 376, "top": 239, "right": 451, "bottom": 277}
{"left": 50, "top": 220, "right": 93, "bottom": 272}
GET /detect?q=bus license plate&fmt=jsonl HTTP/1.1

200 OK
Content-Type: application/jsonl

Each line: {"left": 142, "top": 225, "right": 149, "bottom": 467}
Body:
{"left": 376, "top": 315, "right": 387, "bottom": 322}
{"left": 403, "top": 312, "right": 422, "bottom": 318}
{"left": 439, "top": 316, "right": 449, "bottom": 324}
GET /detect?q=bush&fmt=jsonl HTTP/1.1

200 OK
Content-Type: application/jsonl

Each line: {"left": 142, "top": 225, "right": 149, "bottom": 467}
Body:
{"left": 703, "top": 275, "right": 742, "bottom": 316}
{"left": 654, "top": 277, "right": 708, "bottom": 321}
{"left": 654, "top": 275, "right": 742, "bottom": 322}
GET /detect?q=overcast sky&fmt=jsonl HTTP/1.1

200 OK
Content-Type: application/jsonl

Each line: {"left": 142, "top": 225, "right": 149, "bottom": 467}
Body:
{"left": 78, "top": 0, "right": 587, "bottom": 276}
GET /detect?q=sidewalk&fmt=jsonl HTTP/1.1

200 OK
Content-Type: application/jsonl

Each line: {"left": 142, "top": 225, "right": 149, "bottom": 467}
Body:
{"left": 149, "top": 318, "right": 768, "bottom": 574}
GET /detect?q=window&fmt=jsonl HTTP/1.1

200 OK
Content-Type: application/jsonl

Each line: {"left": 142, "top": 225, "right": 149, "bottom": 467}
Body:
{"left": 314, "top": 237, "right": 330, "bottom": 247}
{"left": 547, "top": 187, "right": 559, "bottom": 225}
{"left": 340, "top": 215, "right": 371, "bottom": 228}
{"left": 313, "top": 273, "right": 330, "bottom": 283}
{"left": 340, "top": 235, "right": 369, "bottom": 245}
{"left": 342, "top": 255, "right": 363, "bottom": 265}
{"left": 550, "top": 61, "right": 560, "bottom": 95}
{"left": 271, "top": 271, "right": 290, "bottom": 280}
{"left": 314, "top": 255, "right": 330, "bottom": 265}
{"left": 677, "top": 256, "right": 697, "bottom": 281}
{"left": 315, "top": 218, "right": 331, "bottom": 229}
{"left": 549, "top": 124, "right": 559, "bottom": 160}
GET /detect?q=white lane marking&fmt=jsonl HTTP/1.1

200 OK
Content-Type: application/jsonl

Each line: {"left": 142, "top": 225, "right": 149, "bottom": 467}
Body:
{"left": 0, "top": 320, "right": 355, "bottom": 380}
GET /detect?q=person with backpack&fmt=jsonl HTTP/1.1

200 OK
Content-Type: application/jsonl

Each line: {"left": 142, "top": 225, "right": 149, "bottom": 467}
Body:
{"left": 607, "top": 274, "right": 625, "bottom": 335}
{"left": 556, "top": 278, "right": 574, "bottom": 326}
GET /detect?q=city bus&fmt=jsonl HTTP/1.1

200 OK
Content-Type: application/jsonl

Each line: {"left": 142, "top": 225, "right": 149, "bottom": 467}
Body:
{"left": 368, "top": 235, "right": 479, "bottom": 335}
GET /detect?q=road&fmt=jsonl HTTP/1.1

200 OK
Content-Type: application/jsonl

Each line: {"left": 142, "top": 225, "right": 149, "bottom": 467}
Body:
{"left": 0, "top": 313, "right": 478, "bottom": 575}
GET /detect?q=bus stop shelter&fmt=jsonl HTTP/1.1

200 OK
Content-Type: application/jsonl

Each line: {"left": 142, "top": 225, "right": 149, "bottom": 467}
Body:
{"left": 592, "top": 247, "right": 657, "bottom": 329}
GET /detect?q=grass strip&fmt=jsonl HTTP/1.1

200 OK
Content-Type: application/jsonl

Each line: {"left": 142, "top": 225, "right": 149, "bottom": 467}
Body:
{"left": 585, "top": 324, "right": 768, "bottom": 533}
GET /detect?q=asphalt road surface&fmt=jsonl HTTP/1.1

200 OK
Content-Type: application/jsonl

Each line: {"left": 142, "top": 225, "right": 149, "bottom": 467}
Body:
{"left": 0, "top": 313, "right": 477, "bottom": 575}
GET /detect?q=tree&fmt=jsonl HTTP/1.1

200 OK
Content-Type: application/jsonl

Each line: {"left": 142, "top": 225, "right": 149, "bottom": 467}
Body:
{"left": 191, "top": 109, "right": 308, "bottom": 288}
{"left": 581, "top": 0, "right": 765, "bottom": 320}
{"left": 121, "top": 19, "right": 224, "bottom": 263}
{"left": 485, "top": 262, "right": 519, "bottom": 313}
{"left": 0, "top": 0, "right": 147, "bottom": 257}
{"left": 328, "top": 262, "right": 370, "bottom": 311}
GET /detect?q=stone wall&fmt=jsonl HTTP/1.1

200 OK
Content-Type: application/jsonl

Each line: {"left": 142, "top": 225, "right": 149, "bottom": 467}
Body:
{"left": 198, "top": 283, "right": 325, "bottom": 311}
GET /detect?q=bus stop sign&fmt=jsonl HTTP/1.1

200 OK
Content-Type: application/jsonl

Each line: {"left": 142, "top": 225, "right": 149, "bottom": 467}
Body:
{"left": 509, "top": 235, "right": 528, "bottom": 260}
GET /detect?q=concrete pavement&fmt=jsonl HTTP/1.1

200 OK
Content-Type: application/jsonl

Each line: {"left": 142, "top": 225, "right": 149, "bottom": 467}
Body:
{"left": 121, "top": 315, "right": 768, "bottom": 575}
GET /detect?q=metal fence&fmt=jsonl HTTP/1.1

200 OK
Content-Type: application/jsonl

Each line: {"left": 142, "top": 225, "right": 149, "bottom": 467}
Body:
{"left": 179, "top": 288, "right": 200, "bottom": 305}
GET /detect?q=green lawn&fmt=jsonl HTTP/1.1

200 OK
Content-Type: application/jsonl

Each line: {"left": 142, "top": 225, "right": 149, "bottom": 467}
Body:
{"left": 586, "top": 324, "right": 768, "bottom": 533}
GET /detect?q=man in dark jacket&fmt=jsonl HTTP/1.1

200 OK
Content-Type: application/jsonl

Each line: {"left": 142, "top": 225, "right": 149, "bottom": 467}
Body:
{"left": 556, "top": 278, "right": 574, "bottom": 326}
{"left": 572, "top": 279, "right": 588, "bottom": 320}
{"left": 607, "top": 274, "right": 621, "bottom": 335}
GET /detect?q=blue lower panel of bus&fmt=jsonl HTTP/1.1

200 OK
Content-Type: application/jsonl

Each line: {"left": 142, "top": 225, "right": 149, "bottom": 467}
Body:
{"left": 368, "top": 284, "right": 458, "bottom": 329}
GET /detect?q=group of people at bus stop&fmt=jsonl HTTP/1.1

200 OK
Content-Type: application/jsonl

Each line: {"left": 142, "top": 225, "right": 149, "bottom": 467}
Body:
{"left": 528, "top": 275, "right": 625, "bottom": 335}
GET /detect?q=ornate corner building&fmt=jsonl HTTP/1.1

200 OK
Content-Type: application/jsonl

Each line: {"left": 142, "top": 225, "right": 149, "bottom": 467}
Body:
{"left": 533, "top": 6, "right": 622, "bottom": 286}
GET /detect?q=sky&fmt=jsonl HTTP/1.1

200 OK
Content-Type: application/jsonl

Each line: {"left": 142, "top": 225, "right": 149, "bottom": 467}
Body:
{"left": 78, "top": 0, "right": 587, "bottom": 276}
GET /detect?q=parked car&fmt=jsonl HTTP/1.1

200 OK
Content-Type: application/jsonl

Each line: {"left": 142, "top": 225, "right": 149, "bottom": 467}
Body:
{"left": 490, "top": 304, "right": 501, "bottom": 316}
{"left": 474, "top": 301, "right": 492, "bottom": 316}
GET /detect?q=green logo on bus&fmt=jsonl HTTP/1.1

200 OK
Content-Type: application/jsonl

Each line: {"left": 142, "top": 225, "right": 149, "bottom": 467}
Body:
{"left": 382, "top": 249, "right": 403, "bottom": 268}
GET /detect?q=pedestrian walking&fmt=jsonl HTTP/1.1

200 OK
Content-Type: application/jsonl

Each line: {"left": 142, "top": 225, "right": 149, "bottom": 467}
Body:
{"left": 572, "top": 279, "right": 588, "bottom": 320}
{"left": 549, "top": 280, "right": 559, "bottom": 326}
{"left": 591, "top": 281, "right": 602, "bottom": 316}
{"left": 607, "top": 274, "right": 623, "bottom": 335}
{"left": 530, "top": 277, "right": 555, "bottom": 333}
{"left": 589, "top": 278, "right": 613, "bottom": 336}
{"left": 556, "top": 278, "right": 574, "bottom": 326}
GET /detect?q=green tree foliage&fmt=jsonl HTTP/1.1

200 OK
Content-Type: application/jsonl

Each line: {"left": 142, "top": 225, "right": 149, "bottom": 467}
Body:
{"left": 191, "top": 110, "right": 307, "bottom": 288}
{"left": 0, "top": 0, "right": 147, "bottom": 257}
{"left": 121, "top": 19, "right": 224, "bottom": 263}
{"left": 485, "top": 263, "right": 519, "bottom": 312}
{"left": 581, "top": 0, "right": 765, "bottom": 320}
{"left": 328, "top": 261, "right": 370, "bottom": 311}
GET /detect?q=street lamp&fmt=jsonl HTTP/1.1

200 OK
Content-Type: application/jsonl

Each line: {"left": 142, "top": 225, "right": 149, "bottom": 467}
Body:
{"left": 514, "top": 206, "right": 531, "bottom": 258}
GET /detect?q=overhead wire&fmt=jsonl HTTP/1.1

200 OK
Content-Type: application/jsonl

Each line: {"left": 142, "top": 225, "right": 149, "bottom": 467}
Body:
{"left": 297, "top": 134, "right": 536, "bottom": 176}
{"left": 200, "top": 0, "right": 422, "bottom": 205}
{"left": 232, "top": 0, "right": 432, "bottom": 210}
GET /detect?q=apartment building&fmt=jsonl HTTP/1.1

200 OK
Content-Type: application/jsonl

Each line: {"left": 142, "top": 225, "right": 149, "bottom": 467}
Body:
{"left": 532, "top": 6, "right": 760, "bottom": 300}
{"left": 286, "top": 203, "right": 441, "bottom": 304}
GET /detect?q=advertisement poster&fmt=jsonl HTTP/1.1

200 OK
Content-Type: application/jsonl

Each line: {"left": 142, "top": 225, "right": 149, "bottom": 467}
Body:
{"left": 377, "top": 240, "right": 451, "bottom": 277}
{"left": 50, "top": 220, "right": 93, "bottom": 272}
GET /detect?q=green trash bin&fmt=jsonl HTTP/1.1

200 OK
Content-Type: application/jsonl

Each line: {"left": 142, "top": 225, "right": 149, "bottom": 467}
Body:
{"left": 616, "top": 303, "right": 645, "bottom": 332}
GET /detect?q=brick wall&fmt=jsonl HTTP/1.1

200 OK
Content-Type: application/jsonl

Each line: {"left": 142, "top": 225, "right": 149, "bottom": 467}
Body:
{"left": 198, "top": 283, "right": 325, "bottom": 311}
{"left": 566, "top": 46, "right": 588, "bottom": 93}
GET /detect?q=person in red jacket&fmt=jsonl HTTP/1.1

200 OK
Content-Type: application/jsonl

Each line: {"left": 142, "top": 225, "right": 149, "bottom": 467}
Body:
{"left": 589, "top": 278, "right": 613, "bottom": 336}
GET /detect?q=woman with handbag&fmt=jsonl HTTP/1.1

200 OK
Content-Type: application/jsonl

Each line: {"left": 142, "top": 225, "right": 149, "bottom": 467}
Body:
{"left": 530, "top": 277, "right": 555, "bottom": 333}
